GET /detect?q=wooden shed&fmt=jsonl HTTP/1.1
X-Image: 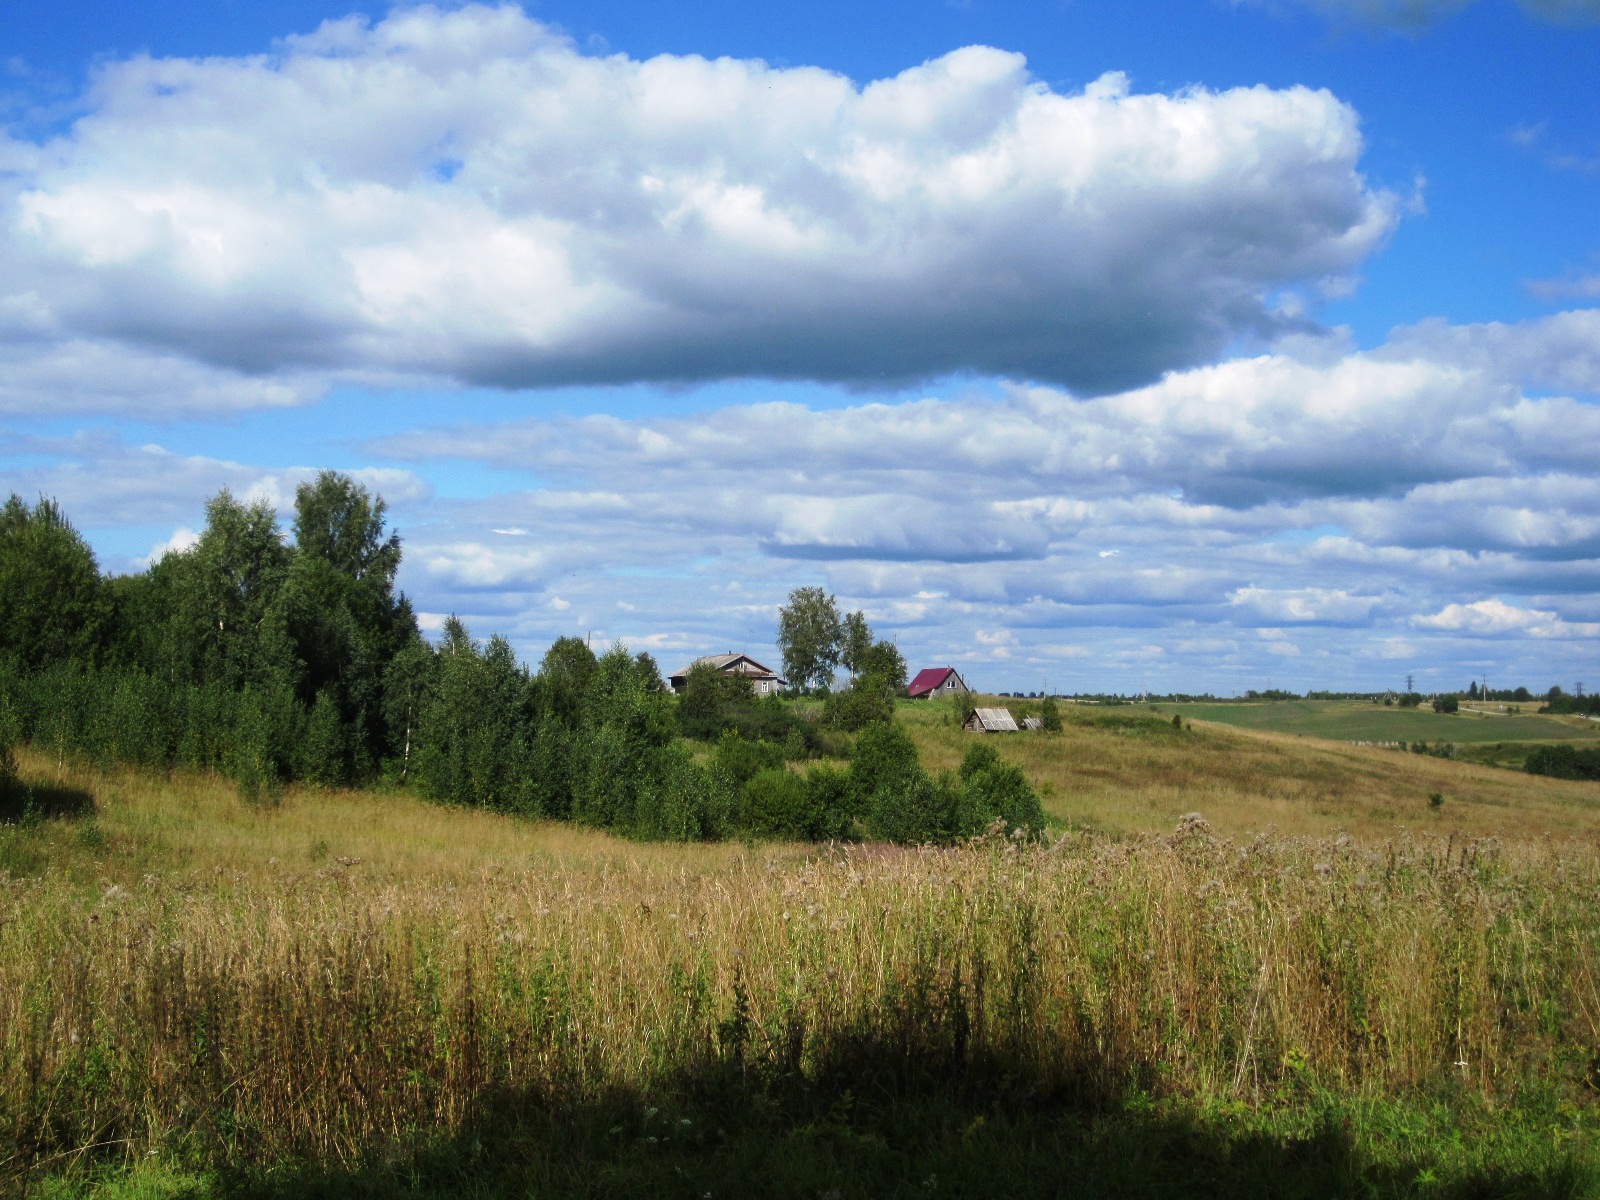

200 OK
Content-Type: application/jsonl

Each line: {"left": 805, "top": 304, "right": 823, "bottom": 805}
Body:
{"left": 963, "top": 707, "right": 1019, "bottom": 733}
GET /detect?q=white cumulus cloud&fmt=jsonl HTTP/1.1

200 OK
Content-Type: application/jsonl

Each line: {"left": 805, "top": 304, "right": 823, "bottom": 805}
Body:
{"left": 0, "top": 4, "right": 1396, "bottom": 403}
{"left": 1414, "top": 598, "right": 1600, "bottom": 638}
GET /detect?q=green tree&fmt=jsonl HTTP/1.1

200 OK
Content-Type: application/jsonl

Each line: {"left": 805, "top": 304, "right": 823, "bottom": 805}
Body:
{"left": 958, "top": 743, "right": 1045, "bottom": 837}
{"left": 777, "top": 586, "right": 842, "bottom": 693}
{"left": 292, "top": 471, "right": 402, "bottom": 595}
{"left": 413, "top": 622, "right": 534, "bottom": 811}
{"left": 0, "top": 495, "right": 110, "bottom": 670}
{"left": 1040, "top": 695, "right": 1063, "bottom": 733}
{"left": 174, "top": 490, "right": 292, "bottom": 689}
{"left": 382, "top": 636, "right": 436, "bottom": 784}
{"left": 824, "top": 670, "right": 897, "bottom": 731}
{"left": 677, "top": 661, "right": 756, "bottom": 740}
{"left": 858, "top": 639, "right": 907, "bottom": 693}
{"left": 540, "top": 636, "right": 599, "bottom": 726}
{"left": 840, "top": 610, "right": 873, "bottom": 677}
{"left": 286, "top": 472, "right": 417, "bottom": 775}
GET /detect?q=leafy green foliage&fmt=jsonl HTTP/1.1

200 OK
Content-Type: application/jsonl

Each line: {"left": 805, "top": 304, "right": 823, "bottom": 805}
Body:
{"left": 738, "top": 766, "right": 851, "bottom": 841}
{"left": 958, "top": 743, "right": 1046, "bottom": 837}
{"left": 0, "top": 495, "right": 110, "bottom": 671}
{"left": 777, "top": 586, "right": 842, "bottom": 693}
{"left": 850, "top": 723, "right": 967, "bottom": 843}
{"left": 713, "top": 729, "right": 787, "bottom": 788}
{"left": 1524, "top": 743, "right": 1600, "bottom": 781}
{"left": 824, "top": 671, "right": 898, "bottom": 731}
{"left": 1040, "top": 696, "right": 1062, "bottom": 732}
{"left": 677, "top": 661, "right": 758, "bottom": 740}
{"left": 0, "top": 485, "right": 956, "bottom": 846}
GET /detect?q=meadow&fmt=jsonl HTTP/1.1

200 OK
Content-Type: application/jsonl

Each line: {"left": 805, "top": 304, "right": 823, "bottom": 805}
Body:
{"left": 1139, "top": 698, "right": 1600, "bottom": 745}
{"left": 5, "top": 716, "right": 1600, "bottom": 1198}
{"left": 904, "top": 697, "right": 1600, "bottom": 841}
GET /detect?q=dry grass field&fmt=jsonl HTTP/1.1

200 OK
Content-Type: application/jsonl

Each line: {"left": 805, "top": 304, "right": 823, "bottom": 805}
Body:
{"left": 900, "top": 698, "right": 1600, "bottom": 841}
{"left": 4, "top": 723, "right": 1600, "bottom": 1197}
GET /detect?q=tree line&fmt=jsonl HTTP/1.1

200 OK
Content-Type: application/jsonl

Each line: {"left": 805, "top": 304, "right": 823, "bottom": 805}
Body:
{"left": 0, "top": 481, "right": 1042, "bottom": 844}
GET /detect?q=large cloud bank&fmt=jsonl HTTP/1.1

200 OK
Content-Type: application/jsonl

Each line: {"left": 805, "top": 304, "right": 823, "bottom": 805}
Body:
{"left": 341, "top": 312, "right": 1599, "bottom": 685}
{"left": 2, "top": 3, "right": 1395, "bottom": 407}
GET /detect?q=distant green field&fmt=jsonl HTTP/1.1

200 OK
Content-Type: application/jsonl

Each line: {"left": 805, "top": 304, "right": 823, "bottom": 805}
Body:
{"left": 1144, "top": 699, "right": 1600, "bottom": 746}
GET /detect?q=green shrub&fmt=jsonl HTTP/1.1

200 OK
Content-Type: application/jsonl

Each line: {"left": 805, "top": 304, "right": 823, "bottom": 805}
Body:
{"left": 849, "top": 723, "right": 975, "bottom": 844}
{"left": 1040, "top": 695, "right": 1062, "bottom": 732}
{"left": 676, "top": 663, "right": 755, "bottom": 740}
{"left": 958, "top": 744, "right": 1047, "bottom": 837}
{"left": 823, "top": 673, "right": 896, "bottom": 731}
{"left": 738, "top": 766, "right": 852, "bottom": 841}
{"left": 713, "top": 730, "right": 787, "bottom": 788}
{"left": 1525, "top": 744, "right": 1600, "bottom": 781}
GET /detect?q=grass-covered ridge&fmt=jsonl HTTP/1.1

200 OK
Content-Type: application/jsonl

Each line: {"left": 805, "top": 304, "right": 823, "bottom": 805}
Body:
{"left": 899, "top": 696, "right": 1600, "bottom": 841}
{"left": 1140, "top": 698, "right": 1600, "bottom": 745}
{"left": 4, "top": 747, "right": 1600, "bottom": 1197}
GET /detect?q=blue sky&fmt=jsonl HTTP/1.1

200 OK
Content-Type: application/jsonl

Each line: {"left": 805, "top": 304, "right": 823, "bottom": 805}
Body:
{"left": 2, "top": 0, "right": 1597, "bottom": 694}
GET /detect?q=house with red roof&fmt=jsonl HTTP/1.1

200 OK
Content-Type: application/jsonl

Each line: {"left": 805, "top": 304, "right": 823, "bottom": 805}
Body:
{"left": 907, "top": 666, "right": 968, "bottom": 700}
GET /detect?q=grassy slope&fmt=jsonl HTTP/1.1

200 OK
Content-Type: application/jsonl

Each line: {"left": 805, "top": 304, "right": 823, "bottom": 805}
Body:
{"left": 1137, "top": 698, "right": 1600, "bottom": 745}
{"left": 897, "top": 697, "right": 1600, "bottom": 841}
{"left": 6, "top": 725, "right": 1600, "bottom": 1197}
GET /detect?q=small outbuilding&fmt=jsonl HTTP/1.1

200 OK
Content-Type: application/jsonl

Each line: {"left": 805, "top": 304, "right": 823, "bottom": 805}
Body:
{"left": 908, "top": 666, "right": 969, "bottom": 700}
{"left": 964, "top": 707, "right": 1019, "bottom": 733}
{"left": 1020, "top": 716, "right": 1044, "bottom": 731}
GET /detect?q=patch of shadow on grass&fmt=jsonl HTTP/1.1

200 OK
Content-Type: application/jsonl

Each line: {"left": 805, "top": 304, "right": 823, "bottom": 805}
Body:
{"left": 191, "top": 1074, "right": 1596, "bottom": 1200}
{"left": 0, "top": 778, "right": 95, "bottom": 824}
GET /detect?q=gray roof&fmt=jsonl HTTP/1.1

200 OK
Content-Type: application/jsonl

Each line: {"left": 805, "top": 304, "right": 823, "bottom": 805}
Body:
{"left": 965, "top": 707, "right": 1019, "bottom": 733}
{"left": 669, "top": 653, "right": 785, "bottom": 683}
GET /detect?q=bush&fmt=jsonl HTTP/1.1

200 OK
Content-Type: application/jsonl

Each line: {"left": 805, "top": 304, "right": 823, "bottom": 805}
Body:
{"left": 1040, "top": 695, "right": 1062, "bottom": 732}
{"left": 1432, "top": 696, "right": 1459, "bottom": 714}
{"left": 713, "top": 729, "right": 786, "bottom": 788}
{"left": 738, "top": 766, "right": 852, "bottom": 841}
{"left": 1524, "top": 744, "right": 1600, "bottom": 782}
{"left": 824, "top": 672, "right": 896, "bottom": 731}
{"left": 958, "top": 744, "right": 1047, "bottom": 837}
{"left": 634, "top": 744, "right": 732, "bottom": 842}
{"left": 849, "top": 723, "right": 978, "bottom": 844}
{"left": 676, "top": 663, "right": 755, "bottom": 740}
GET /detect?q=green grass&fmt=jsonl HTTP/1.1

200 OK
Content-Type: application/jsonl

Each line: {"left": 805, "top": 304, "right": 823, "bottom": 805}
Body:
{"left": 1144, "top": 698, "right": 1600, "bottom": 746}
{"left": 30, "top": 1086, "right": 1600, "bottom": 1199}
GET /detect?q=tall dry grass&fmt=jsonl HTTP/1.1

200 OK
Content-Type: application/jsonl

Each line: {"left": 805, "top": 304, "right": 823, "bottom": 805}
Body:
{"left": 3, "top": 751, "right": 1599, "bottom": 1182}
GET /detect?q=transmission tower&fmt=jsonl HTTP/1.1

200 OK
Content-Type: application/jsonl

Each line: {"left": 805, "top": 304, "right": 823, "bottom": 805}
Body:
{"left": 1405, "top": 672, "right": 1414, "bottom": 694}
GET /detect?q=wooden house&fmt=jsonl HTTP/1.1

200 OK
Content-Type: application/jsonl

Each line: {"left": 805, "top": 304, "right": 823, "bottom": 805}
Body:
{"left": 908, "top": 666, "right": 968, "bottom": 700}
{"left": 668, "top": 653, "right": 787, "bottom": 696}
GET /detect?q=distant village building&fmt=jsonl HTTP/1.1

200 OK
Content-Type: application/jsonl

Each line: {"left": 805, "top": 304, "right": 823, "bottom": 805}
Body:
{"left": 908, "top": 667, "right": 968, "bottom": 700}
{"left": 964, "top": 707, "right": 1019, "bottom": 733}
{"left": 668, "top": 653, "right": 787, "bottom": 696}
